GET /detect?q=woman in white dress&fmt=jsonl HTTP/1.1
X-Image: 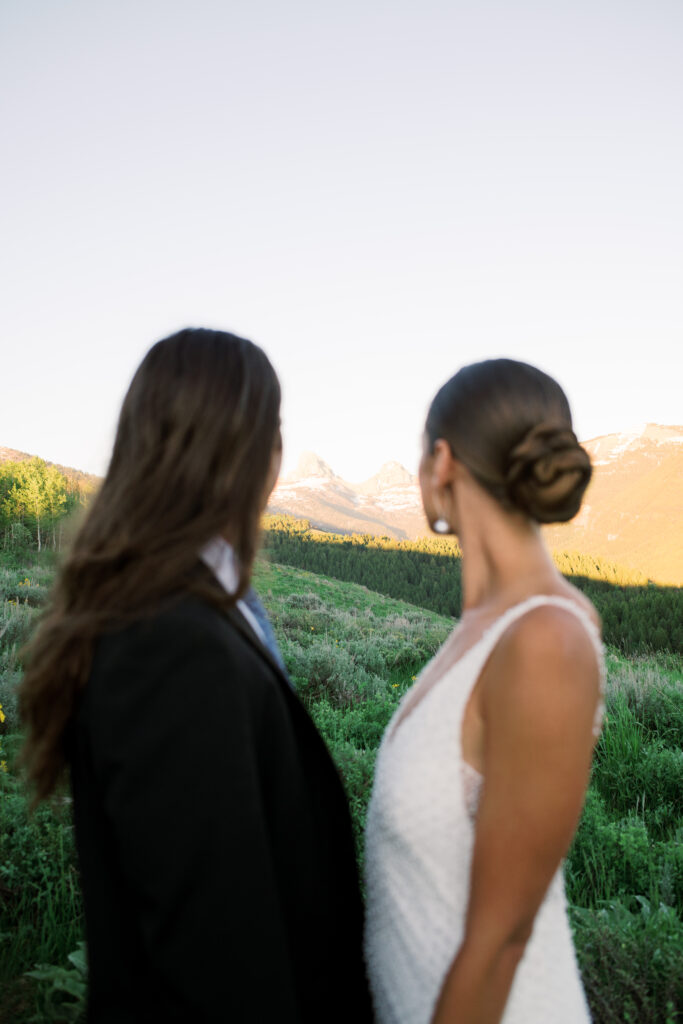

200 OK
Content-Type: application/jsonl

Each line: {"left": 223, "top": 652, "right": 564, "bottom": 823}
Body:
{"left": 364, "top": 358, "right": 604, "bottom": 1024}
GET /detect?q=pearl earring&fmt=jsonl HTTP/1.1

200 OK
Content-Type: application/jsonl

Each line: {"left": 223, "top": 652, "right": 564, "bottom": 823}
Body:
{"left": 433, "top": 518, "right": 450, "bottom": 534}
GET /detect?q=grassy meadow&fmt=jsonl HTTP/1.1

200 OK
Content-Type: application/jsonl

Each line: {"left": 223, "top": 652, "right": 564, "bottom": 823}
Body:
{"left": 1, "top": 550, "right": 682, "bottom": 1022}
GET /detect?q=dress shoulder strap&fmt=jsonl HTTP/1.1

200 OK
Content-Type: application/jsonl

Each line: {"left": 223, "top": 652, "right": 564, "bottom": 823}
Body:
{"left": 477, "top": 594, "right": 606, "bottom": 736}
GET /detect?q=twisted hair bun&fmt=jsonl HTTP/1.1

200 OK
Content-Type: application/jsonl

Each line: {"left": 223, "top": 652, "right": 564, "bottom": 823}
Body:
{"left": 426, "top": 359, "right": 593, "bottom": 525}
{"left": 505, "top": 423, "right": 592, "bottom": 523}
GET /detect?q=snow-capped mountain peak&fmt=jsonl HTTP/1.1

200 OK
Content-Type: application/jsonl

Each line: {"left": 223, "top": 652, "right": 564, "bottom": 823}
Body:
{"left": 269, "top": 452, "right": 425, "bottom": 539}
{"left": 357, "top": 461, "right": 416, "bottom": 495}
{"left": 285, "top": 451, "right": 337, "bottom": 482}
{"left": 586, "top": 423, "right": 683, "bottom": 465}
{"left": 268, "top": 429, "right": 682, "bottom": 583}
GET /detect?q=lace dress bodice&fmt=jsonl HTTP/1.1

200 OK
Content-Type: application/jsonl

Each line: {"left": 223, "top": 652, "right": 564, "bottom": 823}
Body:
{"left": 364, "top": 595, "right": 605, "bottom": 1024}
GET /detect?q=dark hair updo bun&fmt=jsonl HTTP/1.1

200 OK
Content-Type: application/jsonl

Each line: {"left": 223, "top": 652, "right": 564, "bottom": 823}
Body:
{"left": 504, "top": 422, "right": 592, "bottom": 523}
{"left": 426, "top": 358, "right": 592, "bottom": 524}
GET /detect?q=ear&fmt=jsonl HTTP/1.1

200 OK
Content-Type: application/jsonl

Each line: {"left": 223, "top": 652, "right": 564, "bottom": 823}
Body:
{"left": 431, "top": 438, "right": 459, "bottom": 488}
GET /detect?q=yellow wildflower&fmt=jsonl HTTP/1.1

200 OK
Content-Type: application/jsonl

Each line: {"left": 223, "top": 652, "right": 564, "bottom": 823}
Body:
{"left": 0, "top": 704, "right": 5, "bottom": 724}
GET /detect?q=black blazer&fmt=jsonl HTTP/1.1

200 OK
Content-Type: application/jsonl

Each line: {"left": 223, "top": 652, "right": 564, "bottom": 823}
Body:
{"left": 68, "top": 593, "right": 374, "bottom": 1023}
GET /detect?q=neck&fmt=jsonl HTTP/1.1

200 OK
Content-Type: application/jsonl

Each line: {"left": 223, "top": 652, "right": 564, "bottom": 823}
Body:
{"left": 456, "top": 497, "right": 558, "bottom": 613}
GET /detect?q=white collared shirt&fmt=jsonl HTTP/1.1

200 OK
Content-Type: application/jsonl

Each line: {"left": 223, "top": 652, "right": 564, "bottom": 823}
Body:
{"left": 199, "top": 537, "right": 266, "bottom": 644}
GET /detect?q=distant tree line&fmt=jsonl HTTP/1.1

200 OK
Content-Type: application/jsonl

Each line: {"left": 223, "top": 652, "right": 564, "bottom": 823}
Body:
{"left": 263, "top": 516, "right": 683, "bottom": 655}
{"left": 0, "top": 458, "right": 93, "bottom": 552}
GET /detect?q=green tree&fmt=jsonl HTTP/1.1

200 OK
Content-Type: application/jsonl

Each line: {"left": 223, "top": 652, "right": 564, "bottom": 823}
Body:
{"left": 0, "top": 458, "right": 73, "bottom": 551}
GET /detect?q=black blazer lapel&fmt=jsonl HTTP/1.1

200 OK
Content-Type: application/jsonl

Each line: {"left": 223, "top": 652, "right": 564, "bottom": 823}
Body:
{"left": 223, "top": 604, "right": 292, "bottom": 692}
{"left": 223, "top": 604, "right": 346, "bottom": 794}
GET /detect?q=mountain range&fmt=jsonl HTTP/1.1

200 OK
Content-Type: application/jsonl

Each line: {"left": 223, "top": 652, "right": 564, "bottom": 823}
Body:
{"left": 268, "top": 425, "right": 683, "bottom": 585}
{"left": 269, "top": 451, "right": 425, "bottom": 540}
{"left": 3, "top": 425, "right": 681, "bottom": 585}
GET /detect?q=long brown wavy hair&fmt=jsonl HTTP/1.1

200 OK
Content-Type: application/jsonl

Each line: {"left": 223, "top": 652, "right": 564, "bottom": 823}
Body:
{"left": 20, "top": 328, "right": 281, "bottom": 803}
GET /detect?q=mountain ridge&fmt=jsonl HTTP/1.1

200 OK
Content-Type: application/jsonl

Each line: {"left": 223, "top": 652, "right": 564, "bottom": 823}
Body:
{"left": 0, "top": 445, "right": 100, "bottom": 489}
{"left": 271, "top": 425, "right": 683, "bottom": 584}
{"left": 3, "top": 427, "right": 681, "bottom": 584}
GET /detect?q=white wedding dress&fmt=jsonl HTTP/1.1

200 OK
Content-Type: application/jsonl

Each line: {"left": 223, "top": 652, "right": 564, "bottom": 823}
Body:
{"left": 364, "top": 595, "right": 605, "bottom": 1024}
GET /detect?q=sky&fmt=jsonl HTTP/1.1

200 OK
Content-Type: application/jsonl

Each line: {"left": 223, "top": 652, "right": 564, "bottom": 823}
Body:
{"left": 2, "top": 0, "right": 682, "bottom": 482}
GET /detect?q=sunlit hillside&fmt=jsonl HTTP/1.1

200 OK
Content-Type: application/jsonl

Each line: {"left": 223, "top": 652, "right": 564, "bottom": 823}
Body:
{"left": 542, "top": 425, "right": 683, "bottom": 586}
{"left": 263, "top": 516, "right": 683, "bottom": 655}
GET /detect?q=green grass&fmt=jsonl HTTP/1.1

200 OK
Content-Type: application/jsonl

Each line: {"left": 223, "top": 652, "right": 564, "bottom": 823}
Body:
{"left": 254, "top": 558, "right": 452, "bottom": 627}
{"left": 1, "top": 550, "right": 682, "bottom": 1022}
{"left": 0, "top": 742, "right": 83, "bottom": 1023}
{"left": 256, "top": 560, "right": 683, "bottom": 1023}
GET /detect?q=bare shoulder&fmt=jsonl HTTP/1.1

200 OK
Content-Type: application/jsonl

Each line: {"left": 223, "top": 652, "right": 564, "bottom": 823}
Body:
{"left": 482, "top": 601, "right": 601, "bottom": 716}
{"left": 503, "top": 601, "right": 599, "bottom": 662}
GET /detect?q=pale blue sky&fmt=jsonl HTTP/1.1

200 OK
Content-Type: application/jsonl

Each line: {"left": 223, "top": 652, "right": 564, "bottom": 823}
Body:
{"left": 2, "top": 0, "right": 681, "bottom": 480}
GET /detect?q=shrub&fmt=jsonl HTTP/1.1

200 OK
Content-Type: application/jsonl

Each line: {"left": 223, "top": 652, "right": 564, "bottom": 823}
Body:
{"left": 0, "top": 667, "right": 22, "bottom": 733}
{"left": 0, "top": 568, "right": 51, "bottom": 608}
{"left": 311, "top": 696, "right": 396, "bottom": 752}
{"left": 0, "top": 705, "right": 6, "bottom": 777}
{"left": 0, "top": 789, "right": 83, "bottom": 988}
{"left": 25, "top": 942, "right": 88, "bottom": 1023}
{"left": 282, "top": 639, "right": 386, "bottom": 707}
{"left": 0, "top": 600, "right": 37, "bottom": 654}
{"left": 572, "top": 899, "right": 683, "bottom": 1023}
{"left": 568, "top": 792, "right": 650, "bottom": 906}
{"left": 323, "top": 738, "right": 377, "bottom": 874}
{"left": 344, "top": 636, "right": 388, "bottom": 676}
{"left": 608, "top": 658, "right": 683, "bottom": 749}
{"left": 567, "top": 790, "right": 683, "bottom": 909}
{"left": 284, "top": 592, "right": 324, "bottom": 610}
{"left": 0, "top": 600, "right": 36, "bottom": 735}
{"left": 593, "top": 726, "right": 683, "bottom": 840}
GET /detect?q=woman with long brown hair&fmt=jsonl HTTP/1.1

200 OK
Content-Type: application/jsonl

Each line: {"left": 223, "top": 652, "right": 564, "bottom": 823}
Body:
{"left": 20, "top": 328, "right": 372, "bottom": 1023}
{"left": 364, "top": 358, "right": 603, "bottom": 1023}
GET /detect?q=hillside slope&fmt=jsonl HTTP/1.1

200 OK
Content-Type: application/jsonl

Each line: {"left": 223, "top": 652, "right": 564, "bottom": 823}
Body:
{"left": 0, "top": 445, "right": 99, "bottom": 491}
{"left": 543, "top": 424, "right": 683, "bottom": 585}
